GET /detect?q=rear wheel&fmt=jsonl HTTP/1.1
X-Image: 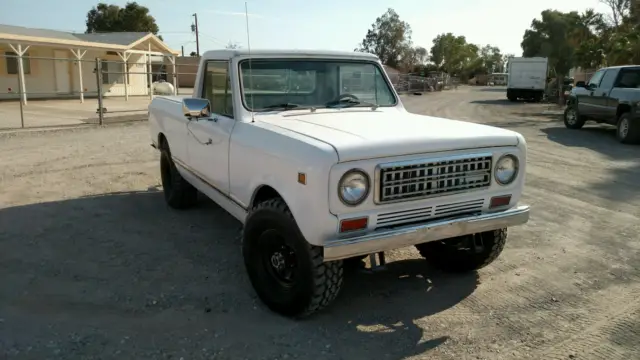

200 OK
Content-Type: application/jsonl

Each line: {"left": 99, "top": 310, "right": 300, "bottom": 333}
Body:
{"left": 616, "top": 112, "right": 640, "bottom": 144}
{"left": 415, "top": 229, "right": 507, "bottom": 273}
{"left": 159, "top": 144, "right": 198, "bottom": 209}
{"left": 242, "top": 198, "right": 344, "bottom": 318}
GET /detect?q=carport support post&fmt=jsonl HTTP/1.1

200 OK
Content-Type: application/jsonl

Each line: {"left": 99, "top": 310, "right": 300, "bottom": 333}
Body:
{"left": 147, "top": 42, "right": 153, "bottom": 99}
{"left": 8, "top": 44, "right": 30, "bottom": 106}
{"left": 167, "top": 55, "right": 177, "bottom": 95}
{"left": 70, "top": 49, "right": 87, "bottom": 103}
{"left": 117, "top": 51, "right": 131, "bottom": 101}
{"left": 95, "top": 58, "right": 105, "bottom": 126}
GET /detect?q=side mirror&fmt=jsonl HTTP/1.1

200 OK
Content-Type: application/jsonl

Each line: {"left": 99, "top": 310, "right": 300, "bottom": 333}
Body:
{"left": 575, "top": 81, "right": 586, "bottom": 88}
{"left": 182, "top": 98, "right": 211, "bottom": 119}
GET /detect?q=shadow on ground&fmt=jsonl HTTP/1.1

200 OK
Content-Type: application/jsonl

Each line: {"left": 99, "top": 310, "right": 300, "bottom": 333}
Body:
{"left": 541, "top": 126, "right": 640, "bottom": 202}
{"left": 0, "top": 190, "right": 477, "bottom": 359}
{"left": 476, "top": 87, "right": 506, "bottom": 92}
{"left": 82, "top": 112, "right": 148, "bottom": 125}
{"left": 470, "top": 99, "right": 545, "bottom": 106}
{"left": 512, "top": 111, "right": 562, "bottom": 122}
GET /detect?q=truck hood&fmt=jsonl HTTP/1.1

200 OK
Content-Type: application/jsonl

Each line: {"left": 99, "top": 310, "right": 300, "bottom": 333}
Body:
{"left": 257, "top": 109, "right": 520, "bottom": 162}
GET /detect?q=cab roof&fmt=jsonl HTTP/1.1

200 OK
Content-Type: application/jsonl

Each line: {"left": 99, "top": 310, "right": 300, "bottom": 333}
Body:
{"left": 201, "top": 49, "right": 380, "bottom": 61}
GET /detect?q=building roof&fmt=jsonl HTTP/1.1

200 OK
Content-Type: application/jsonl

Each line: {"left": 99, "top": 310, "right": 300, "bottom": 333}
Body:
{"left": 0, "top": 23, "right": 176, "bottom": 54}
{"left": 0, "top": 24, "right": 148, "bottom": 45}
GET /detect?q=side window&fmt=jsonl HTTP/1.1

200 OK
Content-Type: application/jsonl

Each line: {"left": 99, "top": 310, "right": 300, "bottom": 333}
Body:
{"left": 615, "top": 69, "right": 640, "bottom": 88}
{"left": 5, "top": 51, "right": 31, "bottom": 74}
{"left": 202, "top": 61, "right": 233, "bottom": 118}
{"left": 587, "top": 69, "right": 605, "bottom": 88}
{"left": 598, "top": 70, "right": 618, "bottom": 89}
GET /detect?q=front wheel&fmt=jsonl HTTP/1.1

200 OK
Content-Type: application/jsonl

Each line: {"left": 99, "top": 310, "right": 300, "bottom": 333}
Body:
{"left": 415, "top": 229, "right": 507, "bottom": 273}
{"left": 242, "top": 198, "right": 344, "bottom": 318}
{"left": 564, "top": 105, "right": 585, "bottom": 129}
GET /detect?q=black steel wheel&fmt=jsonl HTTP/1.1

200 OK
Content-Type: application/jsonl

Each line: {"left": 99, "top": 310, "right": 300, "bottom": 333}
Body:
{"left": 242, "top": 198, "right": 343, "bottom": 318}
{"left": 159, "top": 144, "right": 198, "bottom": 209}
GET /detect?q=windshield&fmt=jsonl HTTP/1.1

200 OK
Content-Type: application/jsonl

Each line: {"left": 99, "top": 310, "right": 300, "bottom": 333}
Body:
{"left": 238, "top": 59, "right": 397, "bottom": 111}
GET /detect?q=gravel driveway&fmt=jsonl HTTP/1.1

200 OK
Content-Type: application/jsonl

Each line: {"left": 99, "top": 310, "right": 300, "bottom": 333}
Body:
{"left": 1, "top": 86, "right": 639, "bottom": 360}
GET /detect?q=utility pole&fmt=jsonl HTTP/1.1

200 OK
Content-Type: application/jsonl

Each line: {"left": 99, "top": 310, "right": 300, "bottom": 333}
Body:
{"left": 192, "top": 13, "right": 200, "bottom": 57}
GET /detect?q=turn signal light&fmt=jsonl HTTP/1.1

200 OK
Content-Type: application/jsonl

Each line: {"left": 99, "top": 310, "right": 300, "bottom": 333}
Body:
{"left": 340, "top": 217, "right": 368, "bottom": 233}
{"left": 490, "top": 195, "right": 512, "bottom": 209}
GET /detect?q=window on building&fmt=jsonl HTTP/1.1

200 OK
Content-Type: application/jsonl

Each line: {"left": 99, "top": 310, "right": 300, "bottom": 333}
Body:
{"left": 102, "top": 60, "right": 125, "bottom": 84}
{"left": 5, "top": 51, "right": 31, "bottom": 75}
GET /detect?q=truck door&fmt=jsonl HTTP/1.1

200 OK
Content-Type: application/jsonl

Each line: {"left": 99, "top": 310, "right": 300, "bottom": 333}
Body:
{"left": 607, "top": 68, "right": 640, "bottom": 124}
{"left": 596, "top": 69, "right": 620, "bottom": 123}
{"left": 186, "top": 60, "right": 235, "bottom": 194}
{"left": 577, "top": 69, "right": 605, "bottom": 118}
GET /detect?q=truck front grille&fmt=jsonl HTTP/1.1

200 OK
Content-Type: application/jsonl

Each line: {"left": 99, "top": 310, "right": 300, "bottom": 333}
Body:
{"left": 376, "top": 154, "right": 493, "bottom": 204}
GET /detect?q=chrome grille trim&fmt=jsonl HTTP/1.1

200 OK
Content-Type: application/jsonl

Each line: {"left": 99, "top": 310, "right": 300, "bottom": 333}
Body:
{"left": 376, "top": 199, "right": 485, "bottom": 228}
{"left": 374, "top": 153, "right": 493, "bottom": 204}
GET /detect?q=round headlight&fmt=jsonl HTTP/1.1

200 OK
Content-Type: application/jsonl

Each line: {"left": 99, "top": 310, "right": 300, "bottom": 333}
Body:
{"left": 338, "top": 170, "right": 370, "bottom": 206}
{"left": 494, "top": 154, "right": 519, "bottom": 185}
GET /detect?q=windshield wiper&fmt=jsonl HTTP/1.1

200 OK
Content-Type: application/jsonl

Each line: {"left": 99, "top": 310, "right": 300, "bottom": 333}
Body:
{"left": 325, "top": 98, "right": 379, "bottom": 110}
{"left": 257, "top": 103, "right": 302, "bottom": 111}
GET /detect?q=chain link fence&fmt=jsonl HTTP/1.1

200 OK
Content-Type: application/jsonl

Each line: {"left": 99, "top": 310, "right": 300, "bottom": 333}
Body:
{"left": 388, "top": 73, "right": 458, "bottom": 93}
{"left": 0, "top": 53, "right": 197, "bottom": 130}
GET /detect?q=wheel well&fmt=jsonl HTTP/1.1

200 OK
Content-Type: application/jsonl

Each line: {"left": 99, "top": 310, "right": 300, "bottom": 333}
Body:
{"left": 617, "top": 104, "right": 631, "bottom": 119}
{"left": 158, "top": 133, "right": 168, "bottom": 149}
{"left": 251, "top": 185, "right": 282, "bottom": 209}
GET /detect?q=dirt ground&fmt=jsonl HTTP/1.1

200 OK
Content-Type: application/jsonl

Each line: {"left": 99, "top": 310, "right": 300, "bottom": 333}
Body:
{"left": 1, "top": 86, "right": 639, "bottom": 360}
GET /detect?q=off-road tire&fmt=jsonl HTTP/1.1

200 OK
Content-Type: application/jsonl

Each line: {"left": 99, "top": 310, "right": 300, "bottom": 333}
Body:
{"left": 159, "top": 145, "right": 198, "bottom": 209}
{"left": 616, "top": 112, "right": 640, "bottom": 144}
{"left": 415, "top": 229, "right": 507, "bottom": 273}
{"left": 564, "top": 105, "right": 586, "bottom": 129}
{"left": 242, "top": 198, "right": 344, "bottom": 318}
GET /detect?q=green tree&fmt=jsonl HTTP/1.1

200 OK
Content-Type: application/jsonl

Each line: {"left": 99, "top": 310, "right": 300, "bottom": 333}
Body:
{"left": 479, "top": 45, "right": 503, "bottom": 73}
{"left": 430, "top": 33, "right": 481, "bottom": 77}
{"left": 502, "top": 54, "right": 515, "bottom": 73}
{"left": 85, "top": 2, "right": 162, "bottom": 40}
{"left": 356, "top": 8, "right": 418, "bottom": 70}
{"left": 521, "top": 10, "right": 594, "bottom": 104}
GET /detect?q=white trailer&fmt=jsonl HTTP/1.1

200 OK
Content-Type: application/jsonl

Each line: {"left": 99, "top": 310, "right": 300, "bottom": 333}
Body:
{"left": 507, "top": 57, "right": 548, "bottom": 102}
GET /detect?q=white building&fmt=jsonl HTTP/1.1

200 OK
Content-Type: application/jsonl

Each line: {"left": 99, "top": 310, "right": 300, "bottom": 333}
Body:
{"left": 0, "top": 23, "right": 179, "bottom": 104}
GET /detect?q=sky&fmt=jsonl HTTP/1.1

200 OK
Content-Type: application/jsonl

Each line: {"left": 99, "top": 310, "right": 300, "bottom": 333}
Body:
{"left": 1, "top": 0, "right": 614, "bottom": 57}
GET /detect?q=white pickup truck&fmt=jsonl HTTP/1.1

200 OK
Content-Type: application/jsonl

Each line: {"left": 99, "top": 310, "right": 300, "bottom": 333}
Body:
{"left": 148, "top": 49, "right": 530, "bottom": 318}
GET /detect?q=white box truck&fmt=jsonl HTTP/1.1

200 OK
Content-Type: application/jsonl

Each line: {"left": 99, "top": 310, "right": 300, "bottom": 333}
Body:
{"left": 507, "top": 57, "right": 549, "bottom": 102}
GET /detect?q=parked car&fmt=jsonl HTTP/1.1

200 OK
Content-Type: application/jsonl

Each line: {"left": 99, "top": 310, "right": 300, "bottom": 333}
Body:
{"left": 564, "top": 65, "right": 640, "bottom": 144}
{"left": 148, "top": 49, "right": 531, "bottom": 318}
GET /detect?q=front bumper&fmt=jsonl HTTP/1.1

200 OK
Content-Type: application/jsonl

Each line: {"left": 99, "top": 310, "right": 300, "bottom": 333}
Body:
{"left": 323, "top": 205, "right": 530, "bottom": 262}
